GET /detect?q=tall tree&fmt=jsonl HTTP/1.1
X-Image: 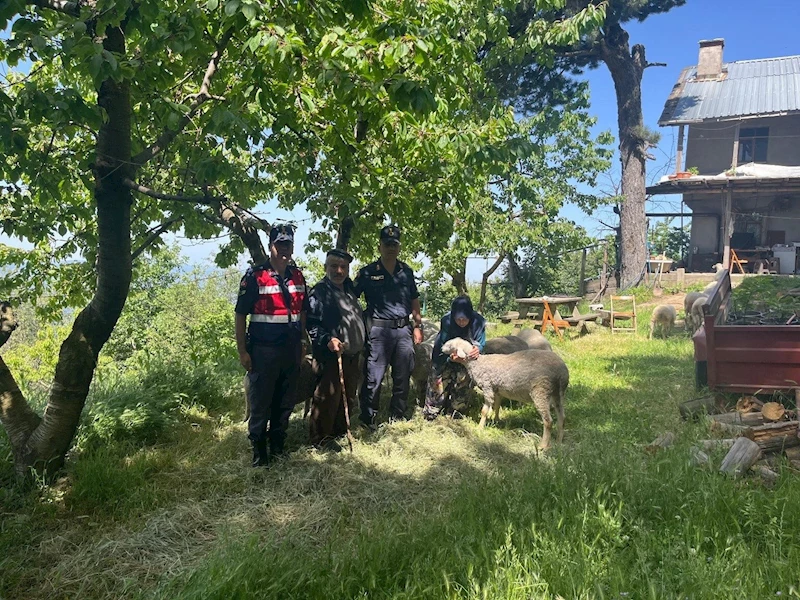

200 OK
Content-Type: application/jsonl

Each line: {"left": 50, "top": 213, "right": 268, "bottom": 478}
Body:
{"left": 0, "top": 0, "right": 605, "bottom": 477}
{"left": 428, "top": 87, "right": 612, "bottom": 300}
{"left": 492, "top": 0, "right": 685, "bottom": 288}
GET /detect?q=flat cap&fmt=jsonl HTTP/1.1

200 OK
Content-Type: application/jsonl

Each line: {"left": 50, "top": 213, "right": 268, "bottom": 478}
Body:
{"left": 326, "top": 248, "right": 353, "bottom": 263}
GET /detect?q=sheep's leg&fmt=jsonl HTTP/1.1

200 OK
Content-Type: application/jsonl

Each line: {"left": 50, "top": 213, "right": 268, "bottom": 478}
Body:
{"left": 556, "top": 383, "right": 566, "bottom": 444}
{"left": 531, "top": 384, "right": 553, "bottom": 450}
{"left": 478, "top": 388, "right": 495, "bottom": 428}
{"left": 649, "top": 320, "right": 655, "bottom": 340}
{"left": 493, "top": 395, "right": 501, "bottom": 421}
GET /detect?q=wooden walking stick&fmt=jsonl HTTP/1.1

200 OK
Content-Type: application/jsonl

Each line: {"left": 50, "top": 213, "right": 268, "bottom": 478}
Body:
{"left": 337, "top": 351, "right": 354, "bottom": 453}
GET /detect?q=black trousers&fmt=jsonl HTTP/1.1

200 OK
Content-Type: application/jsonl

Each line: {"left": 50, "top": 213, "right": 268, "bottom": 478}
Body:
{"left": 360, "top": 325, "right": 415, "bottom": 423}
{"left": 247, "top": 340, "right": 302, "bottom": 445}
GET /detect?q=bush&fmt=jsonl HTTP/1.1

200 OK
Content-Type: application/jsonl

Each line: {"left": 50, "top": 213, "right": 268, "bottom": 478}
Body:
{"left": 419, "top": 279, "right": 515, "bottom": 321}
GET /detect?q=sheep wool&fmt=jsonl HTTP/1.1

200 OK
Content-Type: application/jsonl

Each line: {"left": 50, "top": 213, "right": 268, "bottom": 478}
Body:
{"left": 441, "top": 337, "right": 569, "bottom": 449}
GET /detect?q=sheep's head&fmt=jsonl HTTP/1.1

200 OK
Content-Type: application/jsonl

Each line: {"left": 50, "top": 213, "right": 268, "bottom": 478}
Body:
{"left": 441, "top": 337, "right": 472, "bottom": 359}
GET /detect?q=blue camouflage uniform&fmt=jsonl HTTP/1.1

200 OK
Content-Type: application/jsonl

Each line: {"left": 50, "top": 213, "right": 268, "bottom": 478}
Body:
{"left": 353, "top": 252, "right": 420, "bottom": 425}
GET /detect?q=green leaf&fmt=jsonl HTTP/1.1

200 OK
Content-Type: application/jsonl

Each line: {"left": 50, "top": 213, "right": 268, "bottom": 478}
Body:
{"left": 206, "top": 0, "right": 219, "bottom": 9}
{"left": 242, "top": 3, "right": 256, "bottom": 20}
{"left": 224, "top": 0, "right": 240, "bottom": 16}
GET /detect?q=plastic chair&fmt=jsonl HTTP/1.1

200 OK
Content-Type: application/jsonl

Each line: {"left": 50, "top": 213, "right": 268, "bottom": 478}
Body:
{"left": 610, "top": 295, "right": 637, "bottom": 335}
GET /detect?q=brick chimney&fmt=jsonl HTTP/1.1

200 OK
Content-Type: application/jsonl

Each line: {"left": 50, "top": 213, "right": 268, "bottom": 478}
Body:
{"left": 697, "top": 39, "right": 725, "bottom": 79}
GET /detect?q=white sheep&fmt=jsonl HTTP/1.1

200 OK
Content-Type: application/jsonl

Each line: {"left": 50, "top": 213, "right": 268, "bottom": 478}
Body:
{"left": 690, "top": 295, "right": 709, "bottom": 333}
{"left": 683, "top": 292, "right": 707, "bottom": 331}
{"left": 649, "top": 305, "right": 676, "bottom": 339}
{"left": 484, "top": 335, "right": 529, "bottom": 354}
{"left": 514, "top": 328, "right": 553, "bottom": 351}
{"left": 703, "top": 281, "right": 718, "bottom": 295}
{"left": 441, "top": 337, "right": 569, "bottom": 449}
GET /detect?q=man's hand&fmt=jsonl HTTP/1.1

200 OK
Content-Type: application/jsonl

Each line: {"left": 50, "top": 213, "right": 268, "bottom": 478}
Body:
{"left": 327, "top": 337, "right": 343, "bottom": 353}
{"left": 468, "top": 345, "right": 480, "bottom": 360}
{"left": 239, "top": 351, "right": 252, "bottom": 372}
{"left": 413, "top": 327, "right": 423, "bottom": 345}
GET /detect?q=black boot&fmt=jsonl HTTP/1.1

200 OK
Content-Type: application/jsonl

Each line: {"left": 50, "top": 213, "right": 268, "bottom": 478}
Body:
{"left": 252, "top": 440, "right": 269, "bottom": 467}
{"left": 269, "top": 434, "right": 286, "bottom": 459}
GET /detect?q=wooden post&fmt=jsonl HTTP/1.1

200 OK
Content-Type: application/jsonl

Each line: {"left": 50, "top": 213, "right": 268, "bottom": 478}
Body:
{"left": 722, "top": 189, "right": 732, "bottom": 269}
{"left": 602, "top": 242, "right": 608, "bottom": 290}
{"left": 731, "top": 122, "right": 741, "bottom": 172}
{"left": 579, "top": 248, "right": 587, "bottom": 296}
{"left": 676, "top": 124, "right": 685, "bottom": 174}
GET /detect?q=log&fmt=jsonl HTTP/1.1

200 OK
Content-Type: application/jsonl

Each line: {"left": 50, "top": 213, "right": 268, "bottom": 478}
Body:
{"left": 719, "top": 437, "right": 762, "bottom": 476}
{"left": 710, "top": 412, "right": 765, "bottom": 426}
{"left": 679, "top": 395, "right": 730, "bottom": 421}
{"left": 689, "top": 446, "right": 710, "bottom": 467}
{"left": 736, "top": 395, "right": 764, "bottom": 414}
{"left": 783, "top": 446, "right": 800, "bottom": 461}
{"left": 708, "top": 412, "right": 764, "bottom": 436}
{"left": 761, "top": 402, "right": 786, "bottom": 422}
{"left": 755, "top": 455, "right": 782, "bottom": 469}
{"left": 645, "top": 431, "right": 675, "bottom": 453}
{"left": 698, "top": 439, "right": 736, "bottom": 451}
{"left": 743, "top": 421, "right": 800, "bottom": 453}
{"left": 752, "top": 464, "right": 779, "bottom": 485}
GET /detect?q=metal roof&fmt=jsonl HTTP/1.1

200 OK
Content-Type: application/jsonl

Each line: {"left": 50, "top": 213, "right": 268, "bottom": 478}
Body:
{"left": 646, "top": 176, "right": 800, "bottom": 197}
{"left": 658, "top": 55, "right": 800, "bottom": 126}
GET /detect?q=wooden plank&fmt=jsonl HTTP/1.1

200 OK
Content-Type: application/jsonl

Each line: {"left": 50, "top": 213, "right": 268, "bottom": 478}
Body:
{"left": 714, "top": 348, "right": 800, "bottom": 363}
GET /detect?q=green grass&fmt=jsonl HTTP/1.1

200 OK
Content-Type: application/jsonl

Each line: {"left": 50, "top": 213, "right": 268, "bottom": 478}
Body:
{"left": 3, "top": 325, "right": 800, "bottom": 599}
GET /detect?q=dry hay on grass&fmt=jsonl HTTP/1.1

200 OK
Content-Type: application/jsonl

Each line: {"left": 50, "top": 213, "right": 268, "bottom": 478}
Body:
{"left": 25, "top": 414, "right": 543, "bottom": 599}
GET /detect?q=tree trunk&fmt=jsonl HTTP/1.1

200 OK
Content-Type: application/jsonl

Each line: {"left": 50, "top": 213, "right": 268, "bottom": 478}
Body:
{"left": 450, "top": 265, "right": 468, "bottom": 296}
{"left": 507, "top": 255, "right": 526, "bottom": 298}
{"left": 478, "top": 253, "right": 505, "bottom": 313}
{"left": 0, "top": 25, "right": 133, "bottom": 479}
{"left": 600, "top": 24, "right": 648, "bottom": 289}
{"left": 337, "top": 213, "right": 355, "bottom": 251}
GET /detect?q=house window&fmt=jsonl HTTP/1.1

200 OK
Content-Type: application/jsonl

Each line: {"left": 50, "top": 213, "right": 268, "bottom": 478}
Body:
{"left": 738, "top": 127, "right": 769, "bottom": 163}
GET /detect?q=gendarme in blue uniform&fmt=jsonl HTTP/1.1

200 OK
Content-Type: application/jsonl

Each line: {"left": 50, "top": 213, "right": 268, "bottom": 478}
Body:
{"left": 353, "top": 260, "right": 419, "bottom": 321}
{"left": 354, "top": 226, "right": 420, "bottom": 425}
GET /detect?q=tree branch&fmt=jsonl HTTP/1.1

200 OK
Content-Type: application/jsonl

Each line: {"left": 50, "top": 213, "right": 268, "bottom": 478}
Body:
{"left": 478, "top": 252, "right": 506, "bottom": 313}
{"left": 132, "top": 27, "right": 234, "bottom": 167}
{"left": 131, "top": 216, "right": 183, "bottom": 261}
{"left": 123, "top": 178, "right": 222, "bottom": 205}
{"left": 646, "top": 62, "right": 667, "bottom": 69}
{"left": 0, "top": 302, "right": 17, "bottom": 349}
{"left": 217, "top": 203, "right": 268, "bottom": 264}
{"left": 0, "top": 302, "right": 42, "bottom": 467}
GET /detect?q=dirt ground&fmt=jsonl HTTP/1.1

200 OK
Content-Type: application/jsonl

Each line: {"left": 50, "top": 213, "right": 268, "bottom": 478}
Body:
{"left": 640, "top": 291, "right": 687, "bottom": 311}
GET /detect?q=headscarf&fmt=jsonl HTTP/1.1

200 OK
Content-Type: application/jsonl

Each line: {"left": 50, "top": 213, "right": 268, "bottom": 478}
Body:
{"left": 450, "top": 295, "right": 474, "bottom": 323}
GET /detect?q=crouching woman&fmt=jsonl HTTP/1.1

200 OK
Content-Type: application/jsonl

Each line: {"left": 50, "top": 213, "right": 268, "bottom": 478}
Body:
{"left": 423, "top": 296, "right": 486, "bottom": 420}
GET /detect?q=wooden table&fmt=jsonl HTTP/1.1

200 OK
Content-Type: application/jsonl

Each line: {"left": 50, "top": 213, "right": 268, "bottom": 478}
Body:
{"left": 515, "top": 296, "right": 582, "bottom": 321}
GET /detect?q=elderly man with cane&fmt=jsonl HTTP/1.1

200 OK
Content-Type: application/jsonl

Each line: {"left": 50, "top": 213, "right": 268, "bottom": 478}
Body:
{"left": 306, "top": 248, "right": 366, "bottom": 451}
